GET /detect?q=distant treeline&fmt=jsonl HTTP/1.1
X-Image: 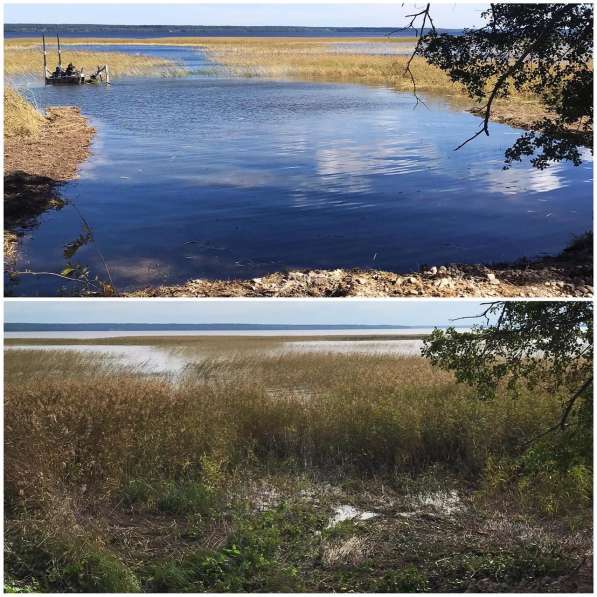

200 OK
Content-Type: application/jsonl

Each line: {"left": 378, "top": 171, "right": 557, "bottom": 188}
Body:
{"left": 5, "top": 323, "right": 419, "bottom": 332}
{"left": 4, "top": 23, "right": 454, "bottom": 38}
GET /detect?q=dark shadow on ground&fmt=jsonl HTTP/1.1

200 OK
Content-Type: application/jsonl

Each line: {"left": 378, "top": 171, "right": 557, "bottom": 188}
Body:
{"left": 4, "top": 170, "right": 66, "bottom": 230}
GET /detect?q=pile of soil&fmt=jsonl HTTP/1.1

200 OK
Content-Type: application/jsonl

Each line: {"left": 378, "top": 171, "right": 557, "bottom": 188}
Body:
{"left": 129, "top": 239, "right": 592, "bottom": 298}
{"left": 4, "top": 107, "right": 95, "bottom": 256}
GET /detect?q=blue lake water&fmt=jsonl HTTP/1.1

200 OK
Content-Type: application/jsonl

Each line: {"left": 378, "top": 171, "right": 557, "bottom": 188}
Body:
{"left": 7, "top": 45, "right": 593, "bottom": 295}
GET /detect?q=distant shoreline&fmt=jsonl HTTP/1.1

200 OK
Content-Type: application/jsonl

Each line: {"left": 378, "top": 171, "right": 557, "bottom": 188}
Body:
{"left": 4, "top": 323, "right": 433, "bottom": 332}
{"left": 4, "top": 23, "right": 453, "bottom": 38}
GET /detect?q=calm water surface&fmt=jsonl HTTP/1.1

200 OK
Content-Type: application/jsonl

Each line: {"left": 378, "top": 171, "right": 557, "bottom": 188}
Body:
{"left": 8, "top": 45, "right": 593, "bottom": 295}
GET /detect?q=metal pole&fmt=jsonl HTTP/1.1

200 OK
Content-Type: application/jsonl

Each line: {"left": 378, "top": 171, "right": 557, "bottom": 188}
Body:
{"left": 56, "top": 33, "right": 62, "bottom": 67}
{"left": 42, "top": 35, "right": 47, "bottom": 79}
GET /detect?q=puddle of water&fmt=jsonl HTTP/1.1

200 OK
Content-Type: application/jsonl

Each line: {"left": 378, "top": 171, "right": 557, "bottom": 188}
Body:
{"left": 280, "top": 339, "right": 424, "bottom": 355}
{"left": 327, "top": 505, "right": 379, "bottom": 528}
{"left": 408, "top": 490, "right": 464, "bottom": 516}
{"left": 8, "top": 45, "right": 592, "bottom": 295}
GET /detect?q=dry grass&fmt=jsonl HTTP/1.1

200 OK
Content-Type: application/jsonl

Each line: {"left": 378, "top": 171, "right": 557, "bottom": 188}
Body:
{"left": 3, "top": 231, "right": 19, "bottom": 268}
{"left": 5, "top": 349, "right": 562, "bottom": 508}
{"left": 4, "top": 85, "right": 45, "bottom": 138}
{"left": 201, "top": 38, "right": 455, "bottom": 91}
{"left": 4, "top": 44, "right": 183, "bottom": 78}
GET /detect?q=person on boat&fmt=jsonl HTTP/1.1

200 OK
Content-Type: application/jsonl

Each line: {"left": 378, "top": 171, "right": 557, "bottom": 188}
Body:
{"left": 65, "top": 63, "right": 75, "bottom": 76}
{"left": 53, "top": 65, "right": 63, "bottom": 77}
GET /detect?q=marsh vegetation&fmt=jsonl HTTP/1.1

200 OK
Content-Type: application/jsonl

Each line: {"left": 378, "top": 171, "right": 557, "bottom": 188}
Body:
{"left": 4, "top": 341, "right": 592, "bottom": 592}
{"left": 5, "top": 40, "right": 182, "bottom": 78}
{"left": 4, "top": 36, "right": 547, "bottom": 128}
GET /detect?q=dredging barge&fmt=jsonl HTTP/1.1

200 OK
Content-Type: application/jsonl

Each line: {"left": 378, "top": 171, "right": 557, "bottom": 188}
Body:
{"left": 43, "top": 34, "right": 110, "bottom": 85}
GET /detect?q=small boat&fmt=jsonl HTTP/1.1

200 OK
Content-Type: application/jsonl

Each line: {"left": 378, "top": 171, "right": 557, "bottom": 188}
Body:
{"left": 43, "top": 34, "right": 110, "bottom": 86}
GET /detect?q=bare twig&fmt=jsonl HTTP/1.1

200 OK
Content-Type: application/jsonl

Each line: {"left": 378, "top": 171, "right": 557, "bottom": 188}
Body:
{"left": 450, "top": 301, "right": 503, "bottom": 323}
{"left": 70, "top": 201, "right": 115, "bottom": 290}
{"left": 11, "top": 270, "right": 103, "bottom": 292}
{"left": 388, "top": 3, "right": 436, "bottom": 108}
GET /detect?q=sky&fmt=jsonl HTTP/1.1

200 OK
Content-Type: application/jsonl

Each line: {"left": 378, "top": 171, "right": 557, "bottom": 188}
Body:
{"left": 4, "top": 300, "right": 489, "bottom": 326}
{"left": 4, "top": 3, "right": 488, "bottom": 29}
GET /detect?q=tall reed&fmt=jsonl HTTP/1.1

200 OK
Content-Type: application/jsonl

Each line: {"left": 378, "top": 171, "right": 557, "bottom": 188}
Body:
{"left": 5, "top": 351, "right": 561, "bottom": 512}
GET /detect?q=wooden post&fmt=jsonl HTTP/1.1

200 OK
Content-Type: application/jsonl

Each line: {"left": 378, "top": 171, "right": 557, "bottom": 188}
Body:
{"left": 56, "top": 33, "right": 62, "bottom": 67}
{"left": 42, "top": 35, "right": 47, "bottom": 80}
{"left": 105, "top": 64, "right": 110, "bottom": 85}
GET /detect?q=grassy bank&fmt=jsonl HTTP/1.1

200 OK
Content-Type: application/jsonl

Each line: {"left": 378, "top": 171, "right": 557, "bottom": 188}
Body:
{"left": 4, "top": 86, "right": 45, "bottom": 138}
{"left": 5, "top": 349, "right": 592, "bottom": 592}
{"left": 195, "top": 38, "right": 551, "bottom": 130}
{"left": 4, "top": 86, "right": 96, "bottom": 261}
{"left": 202, "top": 38, "right": 452, "bottom": 90}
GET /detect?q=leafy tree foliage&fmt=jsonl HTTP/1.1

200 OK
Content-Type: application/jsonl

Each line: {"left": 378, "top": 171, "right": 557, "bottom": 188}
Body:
{"left": 422, "top": 301, "right": 592, "bottom": 435}
{"left": 417, "top": 3, "right": 593, "bottom": 169}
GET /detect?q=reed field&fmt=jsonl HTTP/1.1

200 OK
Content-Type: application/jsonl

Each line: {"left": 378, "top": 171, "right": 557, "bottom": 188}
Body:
{"left": 0, "top": 36, "right": 519, "bottom": 92}
{"left": 4, "top": 44, "right": 183, "bottom": 78}
{"left": 200, "top": 38, "right": 454, "bottom": 91}
{"left": 4, "top": 346, "right": 592, "bottom": 592}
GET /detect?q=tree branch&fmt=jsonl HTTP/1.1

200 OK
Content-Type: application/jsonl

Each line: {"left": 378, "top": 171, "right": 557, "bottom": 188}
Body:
{"left": 454, "top": 3, "right": 575, "bottom": 151}
{"left": 521, "top": 376, "right": 593, "bottom": 447}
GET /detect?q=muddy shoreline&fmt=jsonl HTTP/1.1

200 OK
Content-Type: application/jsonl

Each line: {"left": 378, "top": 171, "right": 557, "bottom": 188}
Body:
{"left": 4, "top": 106, "right": 95, "bottom": 261}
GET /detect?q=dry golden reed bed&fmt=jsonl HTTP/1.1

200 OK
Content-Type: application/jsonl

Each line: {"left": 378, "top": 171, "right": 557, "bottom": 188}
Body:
{"left": 5, "top": 42, "right": 182, "bottom": 78}
{"left": 203, "top": 39, "right": 452, "bottom": 91}
{"left": 4, "top": 348, "right": 565, "bottom": 505}
{"left": 6, "top": 36, "right": 452, "bottom": 91}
